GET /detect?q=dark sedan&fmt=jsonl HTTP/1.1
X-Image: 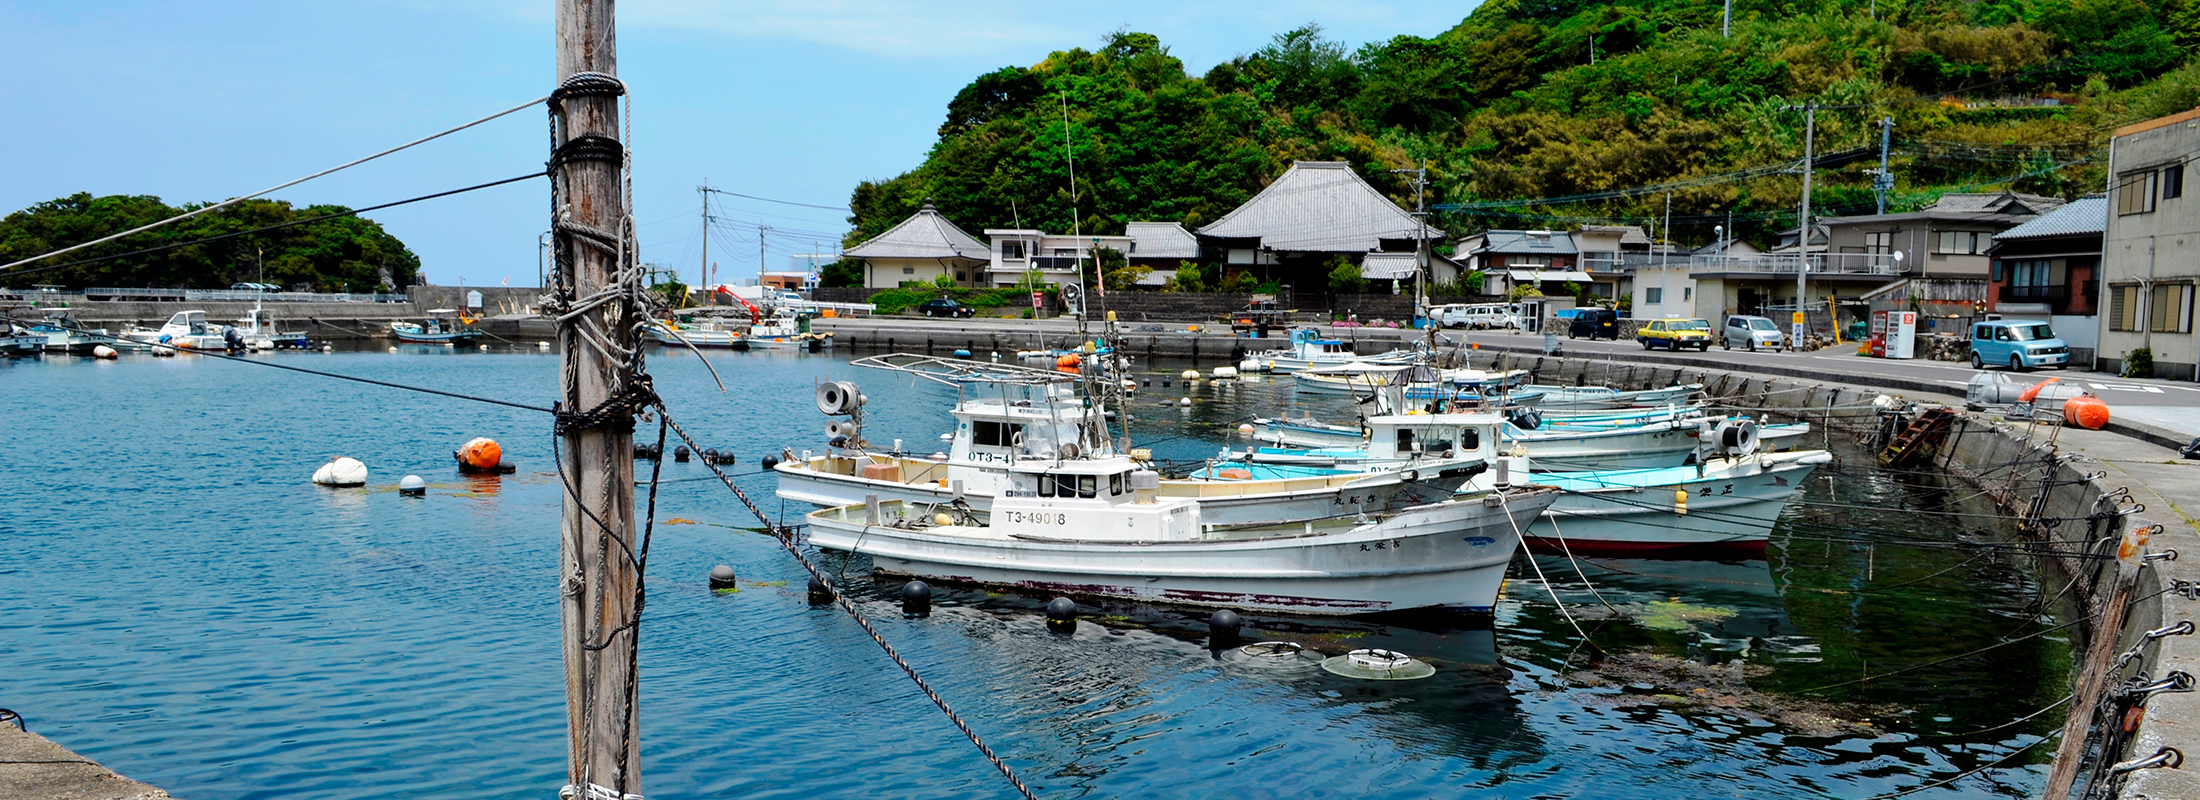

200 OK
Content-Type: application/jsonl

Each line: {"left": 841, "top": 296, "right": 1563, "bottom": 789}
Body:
{"left": 917, "top": 297, "right": 976, "bottom": 318}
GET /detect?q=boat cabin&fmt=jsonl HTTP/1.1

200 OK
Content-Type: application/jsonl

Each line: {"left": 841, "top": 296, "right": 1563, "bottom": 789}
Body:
{"left": 158, "top": 311, "right": 212, "bottom": 338}
{"left": 1359, "top": 411, "right": 1503, "bottom": 464}
{"left": 992, "top": 456, "right": 1199, "bottom": 541}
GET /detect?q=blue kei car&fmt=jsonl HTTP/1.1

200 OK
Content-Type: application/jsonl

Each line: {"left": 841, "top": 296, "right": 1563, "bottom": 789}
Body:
{"left": 1969, "top": 319, "right": 2070, "bottom": 371}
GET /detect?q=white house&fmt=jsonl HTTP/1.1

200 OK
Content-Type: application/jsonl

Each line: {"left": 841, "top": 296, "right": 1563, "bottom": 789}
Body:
{"left": 843, "top": 204, "right": 990, "bottom": 289}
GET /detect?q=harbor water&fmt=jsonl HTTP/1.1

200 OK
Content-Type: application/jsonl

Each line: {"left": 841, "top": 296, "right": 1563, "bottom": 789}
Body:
{"left": 0, "top": 347, "right": 2072, "bottom": 799}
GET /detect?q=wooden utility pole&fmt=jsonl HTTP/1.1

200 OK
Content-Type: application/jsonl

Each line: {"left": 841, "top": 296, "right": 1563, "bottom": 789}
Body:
{"left": 552, "top": 1, "right": 642, "bottom": 798}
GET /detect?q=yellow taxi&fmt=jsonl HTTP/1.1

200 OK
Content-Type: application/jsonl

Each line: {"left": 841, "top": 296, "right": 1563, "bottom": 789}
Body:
{"left": 1636, "top": 318, "right": 1714, "bottom": 351}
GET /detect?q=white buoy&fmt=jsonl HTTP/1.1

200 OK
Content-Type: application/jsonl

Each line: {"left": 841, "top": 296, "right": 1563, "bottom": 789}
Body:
{"left": 1179, "top": 397, "right": 1192, "bottom": 407}
{"left": 1181, "top": 369, "right": 1200, "bottom": 381}
{"left": 537, "top": 342, "right": 551, "bottom": 350}
{"left": 1238, "top": 358, "right": 1261, "bottom": 373}
{"left": 478, "top": 344, "right": 490, "bottom": 351}
{"left": 92, "top": 345, "right": 118, "bottom": 359}
{"left": 1213, "top": 366, "right": 1239, "bottom": 379}
{"left": 398, "top": 475, "right": 427, "bottom": 496}
{"left": 321, "top": 345, "right": 333, "bottom": 352}
{"left": 312, "top": 457, "right": 369, "bottom": 487}
{"left": 388, "top": 346, "right": 399, "bottom": 353}
{"left": 1237, "top": 423, "right": 1255, "bottom": 435}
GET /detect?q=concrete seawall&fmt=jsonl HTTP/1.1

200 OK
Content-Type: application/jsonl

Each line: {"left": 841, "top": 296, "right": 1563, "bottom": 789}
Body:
{"left": 0, "top": 723, "right": 174, "bottom": 800}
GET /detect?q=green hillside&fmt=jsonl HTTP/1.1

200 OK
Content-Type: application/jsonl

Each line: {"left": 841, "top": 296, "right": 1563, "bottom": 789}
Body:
{"left": 0, "top": 193, "right": 421, "bottom": 292}
{"left": 846, "top": 0, "right": 2200, "bottom": 253}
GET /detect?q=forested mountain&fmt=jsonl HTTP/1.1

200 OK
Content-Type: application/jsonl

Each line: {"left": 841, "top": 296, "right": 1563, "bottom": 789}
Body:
{"left": 0, "top": 193, "right": 420, "bottom": 292}
{"left": 846, "top": 0, "right": 2200, "bottom": 250}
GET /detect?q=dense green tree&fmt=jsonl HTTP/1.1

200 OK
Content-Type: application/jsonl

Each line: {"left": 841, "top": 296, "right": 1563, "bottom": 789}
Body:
{"left": 0, "top": 193, "right": 419, "bottom": 291}
{"left": 850, "top": 5, "right": 2200, "bottom": 259}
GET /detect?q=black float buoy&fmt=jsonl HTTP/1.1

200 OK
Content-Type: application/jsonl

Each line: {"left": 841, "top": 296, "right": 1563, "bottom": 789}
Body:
{"left": 807, "top": 576, "right": 833, "bottom": 605}
{"left": 709, "top": 564, "right": 737, "bottom": 591}
{"left": 673, "top": 445, "right": 691, "bottom": 463}
{"left": 701, "top": 448, "right": 719, "bottom": 463}
{"left": 1208, "top": 609, "right": 1243, "bottom": 649}
{"left": 901, "top": 580, "right": 932, "bottom": 617}
{"left": 760, "top": 454, "right": 780, "bottom": 470}
{"left": 1045, "top": 596, "right": 1077, "bottom": 633}
{"left": 633, "top": 443, "right": 661, "bottom": 460}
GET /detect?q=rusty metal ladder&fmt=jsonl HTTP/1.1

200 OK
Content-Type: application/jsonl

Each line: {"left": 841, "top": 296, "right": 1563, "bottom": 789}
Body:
{"left": 1879, "top": 407, "right": 1957, "bottom": 467}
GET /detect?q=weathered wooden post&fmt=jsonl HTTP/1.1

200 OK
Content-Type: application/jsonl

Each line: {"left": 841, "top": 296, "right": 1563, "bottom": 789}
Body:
{"left": 551, "top": 0, "right": 643, "bottom": 797}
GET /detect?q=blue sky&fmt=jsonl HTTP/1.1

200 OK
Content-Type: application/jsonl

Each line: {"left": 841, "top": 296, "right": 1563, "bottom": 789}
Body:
{"left": 1, "top": 1, "right": 1477, "bottom": 288}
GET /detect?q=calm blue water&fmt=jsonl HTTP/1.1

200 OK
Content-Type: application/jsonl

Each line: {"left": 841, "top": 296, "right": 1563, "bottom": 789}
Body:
{"left": 1, "top": 347, "right": 2068, "bottom": 799}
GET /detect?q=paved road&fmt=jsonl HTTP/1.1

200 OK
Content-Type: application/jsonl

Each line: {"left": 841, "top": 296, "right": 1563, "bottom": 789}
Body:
{"left": 817, "top": 315, "right": 2200, "bottom": 434}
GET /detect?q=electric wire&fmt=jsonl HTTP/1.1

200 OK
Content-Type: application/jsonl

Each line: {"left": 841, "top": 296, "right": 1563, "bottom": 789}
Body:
{"left": 0, "top": 172, "right": 547, "bottom": 280}
{"left": 0, "top": 95, "right": 549, "bottom": 272}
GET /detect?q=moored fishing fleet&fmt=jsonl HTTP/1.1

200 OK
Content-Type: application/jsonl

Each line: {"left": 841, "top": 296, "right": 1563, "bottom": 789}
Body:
{"left": 775, "top": 324, "right": 1835, "bottom": 617}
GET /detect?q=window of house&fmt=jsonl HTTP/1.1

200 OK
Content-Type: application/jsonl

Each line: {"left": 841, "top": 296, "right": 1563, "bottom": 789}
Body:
{"left": 2015, "top": 260, "right": 2050, "bottom": 289}
{"left": 1684, "top": 287, "right": 1693, "bottom": 301}
{"left": 1002, "top": 241, "right": 1025, "bottom": 260}
{"left": 2110, "top": 284, "right": 2142, "bottom": 331}
{"left": 2117, "top": 170, "right": 2157, "bottom": 215}
{"left": 1935, "top": 231, "right": 1991, "bottom": 255}
{"left": 1054, "top": 248, "right": 1073, "bottom": 258}
{"left": 1645, "top": 287, "right": 1663, "bottom": 304}
{"left": 2150, "top": 282, "right": 2194, "bottom": 333}
{"left": 1864, "top": 231, "right": 1893, "bottom": 254}
{"left": 2164, "top": 163, "right": 2184, "bottom": 200}
{"left": 1509, "top": 255, "right": 1551, "bottom": 268}
{"left": 902, "top": 266, "right": 916, "bottom": 274}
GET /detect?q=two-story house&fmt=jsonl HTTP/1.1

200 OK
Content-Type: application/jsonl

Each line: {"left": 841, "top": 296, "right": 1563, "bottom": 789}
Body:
{"left": 2099, "top": 108, "right": 2200, "bottom": 379}
{"left": 1456, "top": 230, "right": 1588, "bottom": 298}
{"left": 1985, "top": 195, "right": 2104, "bottom": 365}
{"left": 982, "top": 229, "right": 1134, "bottom": 288}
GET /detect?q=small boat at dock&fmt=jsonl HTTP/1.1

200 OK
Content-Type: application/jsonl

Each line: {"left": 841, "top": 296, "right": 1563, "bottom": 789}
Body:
{"left": 647, "top": 319, "right": 746, "bottom": 349}
{"left": 390, "top": 310, "right": 482, "bottom": 345}
{"left": 805, "top": 454, "right": 1559, "bottom": 616}
{"left": 1241, "top": 328, "right": 1419, "bottom": 373}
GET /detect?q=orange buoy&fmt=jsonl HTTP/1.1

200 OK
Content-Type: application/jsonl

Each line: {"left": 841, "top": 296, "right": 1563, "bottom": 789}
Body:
{"left": 1056, "top": 353, "right": 1081, "bottom": 368}
{"left": 458, "top": 437, "right": 503, "bottom": 471}
{"left": 2018, "top": 377, "right": 2061, "bottom": 403}
{"left": 2063, "top": 394, "right": 2110, "bottom": 430}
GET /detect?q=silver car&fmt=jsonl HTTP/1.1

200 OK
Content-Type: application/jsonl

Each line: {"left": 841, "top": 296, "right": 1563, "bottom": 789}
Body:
{"left": 1722, "top": 315, "right": 1785, "bottom": 351}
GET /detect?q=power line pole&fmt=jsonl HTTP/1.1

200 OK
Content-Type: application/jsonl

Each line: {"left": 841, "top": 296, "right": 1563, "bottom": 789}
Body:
{"left": 758, "top": 224, "right": 770, "bottom": 292}
{"left": 699, "top": 182, "right": 711, "bottom": 304}
{"left": 1659, "top": 192, "right": 1671, "bottom": 318}
{"left": 551, "top": 1, "right": 642, "bottom": 798}
{"left": 1794, "top": 102, "right": 1817, "bottom": 349}
{"left": 1723, "top": 0, "right": 1732, "bottom": 37}
{"left": 1871, "top": 116, "right": 1895, "bottom": 215}
{"left": 1393, "top": 161, "right": 1430, "bottom": 343}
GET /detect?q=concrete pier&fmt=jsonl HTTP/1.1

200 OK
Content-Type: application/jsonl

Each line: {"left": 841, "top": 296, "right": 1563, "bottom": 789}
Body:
{"left": 0, "top": 725, "right": 173, "bottom": 800}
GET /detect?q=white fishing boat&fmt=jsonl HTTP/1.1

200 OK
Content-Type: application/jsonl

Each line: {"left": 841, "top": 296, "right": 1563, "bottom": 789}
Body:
{"left": 746, "top": 311, "right": 832, "bottom": 350}
{"left": 234, "top": 305, "right": 309, "bottom": 350}
{"left": 804, "top": 454, "right": 1560, "bottom": 615}
{"left": 1527, "top": 383, "right": 1704, "bottom": 411}
{"left": 1498, "top": 420, "right": 1833, "bottom": 557}
{"left": 123, "top": 310, "right": 229, "bottom": 351}
{"left": 1244, "top": 408, "right": 1808, "bottom": 472}
{"left": 771, "top": 355, "right": 1465, "bottom": 527}
{"left": 1242, "top": 328, "right": 1419, "bottom": 373}
{"left": 647, "top": 319, "right": 745, "bottom": 349}
{"left": 28, "top": 312, "right": 117, "bottom": 353}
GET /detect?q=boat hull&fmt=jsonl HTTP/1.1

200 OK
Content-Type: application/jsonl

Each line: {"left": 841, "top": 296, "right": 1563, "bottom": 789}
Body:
{"left": 805, "top": 490, "right": 1557, "bottom": 615}
{"left": 1521, "top": 452, "right": 1829, "bottom": 557}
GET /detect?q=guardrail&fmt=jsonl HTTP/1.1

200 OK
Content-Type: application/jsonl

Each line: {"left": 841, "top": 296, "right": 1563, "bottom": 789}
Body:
{"left": 1687, "top": 252, "right": 1902, "bottom": 276}
{"left": 80, "top": 288, "right": 410, "bottom": 303}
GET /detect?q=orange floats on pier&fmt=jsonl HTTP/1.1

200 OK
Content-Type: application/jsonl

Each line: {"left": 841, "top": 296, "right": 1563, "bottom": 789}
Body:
{"left": 1056, "top": 353, "right": 1081, "bottom": 368}
{"left": 2019, "top": 377, "right": 2061, "bottom": 403}
{"left": 456, "top": 437, "right": 512, "bottom": 473}
{"left": 2063, "top": 395, "right": 2111, "bottom": 430}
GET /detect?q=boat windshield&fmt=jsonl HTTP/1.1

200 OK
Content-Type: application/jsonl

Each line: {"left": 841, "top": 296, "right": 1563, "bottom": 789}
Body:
{"left": 2008, "top": 323, "right": 2056, "bottom": 341}
{"left": 1747, "top": 319, "right": 1778, "bottom": 331}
